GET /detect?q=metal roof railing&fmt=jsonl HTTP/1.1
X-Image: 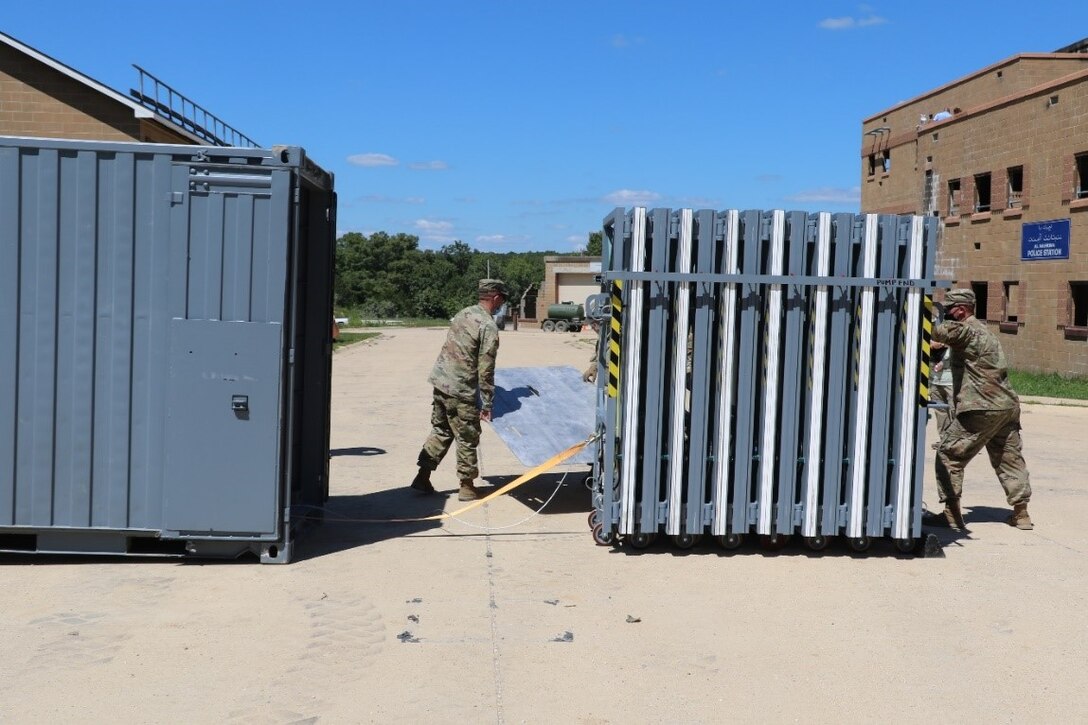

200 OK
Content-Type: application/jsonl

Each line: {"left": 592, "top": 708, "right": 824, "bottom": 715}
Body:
{"left": 129, "top": 65, "right": 259, "bottom": 148}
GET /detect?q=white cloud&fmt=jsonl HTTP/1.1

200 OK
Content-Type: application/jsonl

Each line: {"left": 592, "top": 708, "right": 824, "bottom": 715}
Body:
{"left": 414, "top": 218, "right": 458, "bottom": 244}
{"left": 347, "top": 152, "right": 399, "bottom": 167}
{"left": 785, "top": 186, "right": 861, "bottom": 204}
{"left": 603, "top": 189, "right": 662, "bottom": 206}
{"left": 476, "top": 234, "right": 508, "bottom": 244}
{"left": 818, "top": 13, "right": 888, "bottom": 30}
{"left": 415, "top": 219, "right": 453, "bottom": 233}
{"left": 408, "top": 160, "right": 449, "bottom": 171}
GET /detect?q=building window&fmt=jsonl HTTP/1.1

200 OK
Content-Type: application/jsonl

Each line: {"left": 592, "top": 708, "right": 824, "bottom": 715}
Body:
{"left": 1076, "top": 154, "right": 1088, "bottom": 199}
{"left": 974, "top": 172, "right": 991, "bottom": 212}
{"left": 1000, "top": 281, "right": 1021, "bottom": 333}
{"left": 882, "top": 149, "right": 891, "bottom": 173}
{"left": 868, "top": 154, "right": 877, "bottom": 177}
{"left": 947, "top": 179, "right": 961, "bottom": 216}
{"left": 971, "top": 281, "right": 989, "bottom": 320}
{"left": 1007, "top": 166, "right": 1024, "bottom": 208}
{"left": 1072, "top": 282, "right": 1088, "bottom": 327}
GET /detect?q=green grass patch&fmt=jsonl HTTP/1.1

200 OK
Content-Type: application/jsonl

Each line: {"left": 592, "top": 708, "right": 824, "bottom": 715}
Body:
{"left": 333, "top": 332, "right": 379, "bottom": 350}
{"left": 1008, "top": 370, "right": 1088, "bottom": 400}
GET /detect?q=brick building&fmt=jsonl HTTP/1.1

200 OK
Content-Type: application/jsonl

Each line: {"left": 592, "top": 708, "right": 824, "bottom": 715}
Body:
{"left": 535, "top": 256, "right": 602, "bottom": 321}
{"left": 861, "top": 39, "right": 1088, "bottom": 376}
{"left": 1, "top": 30, "right": 251, "bottom": 146}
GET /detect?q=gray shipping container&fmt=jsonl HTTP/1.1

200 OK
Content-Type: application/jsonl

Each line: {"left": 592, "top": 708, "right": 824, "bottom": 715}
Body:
{"left": 0, "top": 136, "right": 337, "bottom": 563}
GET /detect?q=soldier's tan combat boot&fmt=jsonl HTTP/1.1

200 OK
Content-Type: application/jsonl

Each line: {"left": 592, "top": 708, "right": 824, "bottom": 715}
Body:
{"left": 1006, "top": 503, "right": 1033, "bottom": 530}
{"left": 922, "top": 499, "right": 968, "bottom": 530}
{"left": 458, "top": 480, "right": 481, "bottom": 502}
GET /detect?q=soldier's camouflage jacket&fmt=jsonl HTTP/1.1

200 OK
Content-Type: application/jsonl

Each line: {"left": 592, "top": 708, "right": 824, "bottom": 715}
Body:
{"left": 932, "top": 315, "right": 1018, "bottom": 412}
{"left": 428, "top": 303, "right": 500, "bottom": 409}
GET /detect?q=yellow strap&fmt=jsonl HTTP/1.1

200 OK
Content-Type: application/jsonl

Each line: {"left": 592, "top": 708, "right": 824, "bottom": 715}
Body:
{"left": 361, "top": 435, "right": 596, "bottom": 524}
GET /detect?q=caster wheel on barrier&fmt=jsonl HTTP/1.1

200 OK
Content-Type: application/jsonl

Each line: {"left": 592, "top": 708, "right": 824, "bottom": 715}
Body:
{"left": 759, "top": 534, "right": 790, "bottom": 551}
{"left": 717, "top": 532, "right": 743, "bottom": 550}
{"left": 894, "top": 537, "right": 917, "bottom": 554}
{"left": 587, "top": 510, "right": 601, "bottom": 528}
{"left": 672, "top": 533, "right": 701, "bottom": 550}
{"left": 591, "top": 523, "right": 615, "bottom": 546}
{"left": 629, "top": 531, "right": 655, "bottom": 549}
{"left": 804, "top": 534, "right": 829, "bottom": 552}
{"left": 848, "top": 536, "right": 871, "bottom": 553}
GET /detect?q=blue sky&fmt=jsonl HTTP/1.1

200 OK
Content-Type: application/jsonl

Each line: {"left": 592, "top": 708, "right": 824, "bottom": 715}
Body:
{"left": 5, "top": 2, "right": 1088, "bottom": 252}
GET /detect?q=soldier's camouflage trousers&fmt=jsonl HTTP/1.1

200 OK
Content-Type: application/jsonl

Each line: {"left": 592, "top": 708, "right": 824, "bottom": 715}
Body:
{"left": 935, "top": 406, "right": 1031, "bottom": 505}
{"left": 417, "top": 389, "right": 481, "bottom": 481}
{"left": 930, "top": 382, "right": 954, "bottom": 438}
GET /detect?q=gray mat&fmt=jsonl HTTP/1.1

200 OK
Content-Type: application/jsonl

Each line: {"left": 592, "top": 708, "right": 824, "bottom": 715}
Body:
{"left": 490, "top": 366, "right": 596, "bottom": 467}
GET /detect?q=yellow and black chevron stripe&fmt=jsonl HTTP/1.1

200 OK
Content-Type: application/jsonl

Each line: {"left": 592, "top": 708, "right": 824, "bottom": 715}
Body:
{"left": 918, "top": 294, "right": 934, "bottom": 407}
{"left": 607, "top": 280, "right": 623, "bottom": 398}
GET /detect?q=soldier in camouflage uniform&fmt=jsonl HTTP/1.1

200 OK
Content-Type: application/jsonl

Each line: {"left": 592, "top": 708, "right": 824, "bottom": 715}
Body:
{"left": 410, "top": 279, "right": 507, "bottom": 502}
{"left": 924, "top": 288, "right": 1033, "bottom": 530}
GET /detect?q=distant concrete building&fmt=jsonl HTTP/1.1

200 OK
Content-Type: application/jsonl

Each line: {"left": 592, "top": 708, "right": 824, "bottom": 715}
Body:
{"left": 1, "top": 30, "right": 254, "bottom": 147}
{"left": 861, "top": 39, "right": 1088, "bottom": 376}
{"left": 536, "top": 256, "right": 602, "bottom": 321}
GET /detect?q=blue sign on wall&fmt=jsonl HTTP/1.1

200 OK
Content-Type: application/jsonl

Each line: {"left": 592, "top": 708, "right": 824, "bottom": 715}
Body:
{"left": 1021, "top": 218, "right": 1070, "bottom": 261}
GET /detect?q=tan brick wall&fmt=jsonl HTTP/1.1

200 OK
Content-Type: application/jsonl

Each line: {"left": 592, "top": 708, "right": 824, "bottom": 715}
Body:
{"left": 0, "top": 44, "right": 145, "bottom": 141}
{"left": 862, "top": 55, "right": 1088, "bottom": 376}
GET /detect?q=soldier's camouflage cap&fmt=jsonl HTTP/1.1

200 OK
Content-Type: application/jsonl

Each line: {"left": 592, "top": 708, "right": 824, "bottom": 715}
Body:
{"left": 478, "top": 278, "right": 509, "bottom": 298}
{"left": 945, "top": 288, "right": 976, "bottom": 306}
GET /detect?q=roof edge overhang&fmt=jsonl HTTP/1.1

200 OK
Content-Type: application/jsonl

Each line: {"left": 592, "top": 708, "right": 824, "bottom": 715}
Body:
{"left": 0, "top": 30, "right": 205, "bottom": 144}
{"left": 863, "top": 52, "right": 1088, "bottom": 123}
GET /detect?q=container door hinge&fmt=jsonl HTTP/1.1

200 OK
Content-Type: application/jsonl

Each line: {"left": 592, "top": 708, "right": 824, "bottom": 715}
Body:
{"left": 168, "top": 191, "right": 184, "bottom": 205}
{"left": 288, "top": 348, "right": 295, "bottom": 365}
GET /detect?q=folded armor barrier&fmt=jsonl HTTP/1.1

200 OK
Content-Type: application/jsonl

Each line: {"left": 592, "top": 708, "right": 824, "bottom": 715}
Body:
{"left": 588, "top": 208, "right": 939, "bottom": 553}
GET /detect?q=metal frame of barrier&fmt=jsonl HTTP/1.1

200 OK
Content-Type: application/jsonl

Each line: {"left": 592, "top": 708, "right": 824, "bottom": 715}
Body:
{"left": 588, "top": 207, "right": 939, "bottom": 553}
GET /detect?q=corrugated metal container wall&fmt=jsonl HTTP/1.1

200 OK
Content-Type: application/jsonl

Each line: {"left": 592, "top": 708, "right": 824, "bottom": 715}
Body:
{"left": 0, "top": 137, "right": 336, "bottom": 562}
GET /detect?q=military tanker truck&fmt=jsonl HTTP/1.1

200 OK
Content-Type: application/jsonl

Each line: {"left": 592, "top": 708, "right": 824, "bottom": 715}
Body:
{"left": 540, "top": 301, "right": 586, "bottom": 332}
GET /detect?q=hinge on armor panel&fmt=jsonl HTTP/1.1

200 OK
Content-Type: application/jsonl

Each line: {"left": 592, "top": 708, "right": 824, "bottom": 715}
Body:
{"left": 838, "top": 504, "right": 850, "bottom": 527}
{"left": 622, "top": 217, "right": 632, "bottom": 241}
{"left": 793, "top": 503, "right": 805, "bottom": 527}
{"left": 703, "top": 503, "right": 715, "bottom": 526}
{"left": 898, "top": 220, "right": 912, "bottom": 244}
{"left": 713, "top": 217, "right": 727, "bottom": 242}
{"left": 747, "top": 502, "right": 759, "bottom": 525}
{"left": 656, "top": 502, "right": 668, "bottom": 525}
{"left": 805, "top": 217, "right": 819, "bottom": 243}
{"left": 882, "top": 505, "right": 896, "bottom": 527}
{"left": 668, "top": 216, "right": 680, "bottom": 239}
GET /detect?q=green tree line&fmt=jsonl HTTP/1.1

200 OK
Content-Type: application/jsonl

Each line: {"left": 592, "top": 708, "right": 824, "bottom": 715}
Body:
{"left": 336, "top": 232, "right": 588, "bottom": 319}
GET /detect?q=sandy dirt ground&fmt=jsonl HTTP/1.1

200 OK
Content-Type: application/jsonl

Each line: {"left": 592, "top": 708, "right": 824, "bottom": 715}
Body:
{"left": 1, "top": 325, "right": 1086, "bottom": 724}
